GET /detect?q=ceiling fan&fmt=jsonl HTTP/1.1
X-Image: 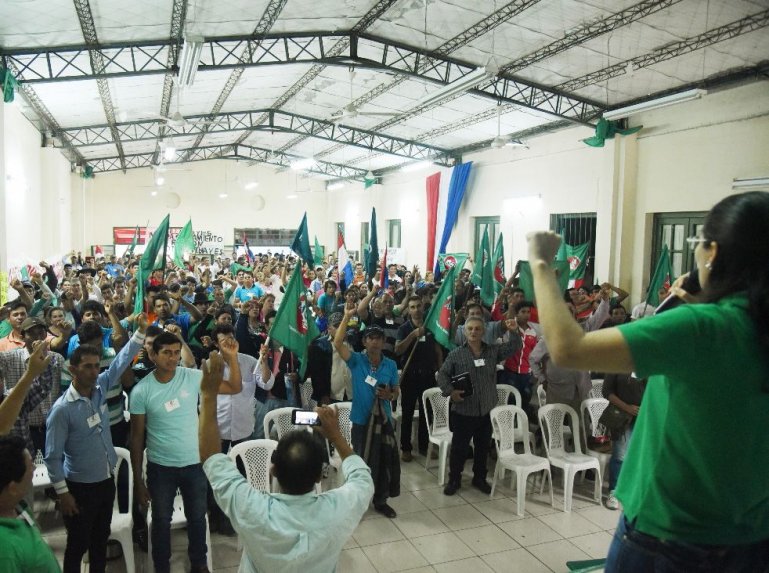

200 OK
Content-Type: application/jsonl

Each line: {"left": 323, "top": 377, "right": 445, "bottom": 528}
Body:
{"left": 330, "top": 69, "right": 399, "bottom": 124}
{"left": 147, "top": 88, "right": 221, "bottom": 129}
{"left": 490, "top": 104, "right": 527, "bottom": 149}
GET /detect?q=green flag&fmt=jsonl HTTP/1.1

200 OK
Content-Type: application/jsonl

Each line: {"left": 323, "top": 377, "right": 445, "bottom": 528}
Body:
{"left": 437, "top": 253, "right": 469, "bottom": 276}
{"left": 565, "top": 242, "right": 590, "bottom": 288}
{"left": 173, "top": 219, "right": 196, "bottom": 268}
{"left": 473, "top": 228, "right": 494, "bottom": 307}
{"left": 1, "top": 68, "right": 18, "bottom": 104}
{"left": 290, "top": 213, "right": 314, "bottom": 268}
{"left": 492, "top": 233, "right": 505, "bottom": 296}
{"left": 555, "top": 229, "right": 568, "bottom": 263}
{"left": 582, "top": 118, "right": 642, "bottom": 148}
{"left": 366, "top": 208, "right": 379, "bottom": 279}
{"left": 646, "top": 244, "right": 674, "bottom": 306}
{"left": 424, "top": 265, "right": 462, "bottom": 350}
{"left": 313, "top": 236, "right": 323, "bottom": 266}
{"left": 126, "top": 226, "right": 140, "bottom": 258}
{"left": 134, "top": 214, "right": 170, "bottom": 314}
{"left": 518, "top": 260, "right": 570, "bottom": 303}
{"left": 269, "top": 267, "right": 320, "bottom": 377}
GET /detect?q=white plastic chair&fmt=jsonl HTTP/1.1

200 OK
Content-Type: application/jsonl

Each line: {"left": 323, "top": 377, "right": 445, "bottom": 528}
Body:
{"left": 228, "top": 439, "right": 278, "bottom": 550}
{"left": 109, "top": 447, "right": 135, "bottom": 573}
{"left": 329, "top": 402, "right": 353, "bottom": 470}
{"left": 580, "top": 398, "right": 611, "bottom": 484}
{"left": 538, "top": 404, "right": 602, "bottom": 512}
{"left": 143, "top": 452, "right": 213, "bottom": 572}
{"left": 589, "top": 379, "right": 604, "bottom": 399}
{"left": 422, "top": 387, "right": 452, "bottom": 485}
{"left": 495, "top": 385, "right": 536, "bottom": 452}
{"left": 32, "top": 450, "right": 51, "bottom": 491}
{"left": 490, "top": 406, "right": 553, "bottom": 515}
{"left": 300, "top": 378, "right": 317, "bottom": 410}
{"left": 228, "top": 439, "right": 278, "bottom": 493}
{"left": 536, "top": 384, "right": 547, "bottom": 409}
{"left": 262, "top": 407, "right": 301, "bottom": 440}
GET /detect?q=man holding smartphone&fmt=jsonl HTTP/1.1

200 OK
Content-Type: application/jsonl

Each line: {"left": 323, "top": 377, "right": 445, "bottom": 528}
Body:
{"left": 334, "top": 304, "right": 400, "bottom": 518}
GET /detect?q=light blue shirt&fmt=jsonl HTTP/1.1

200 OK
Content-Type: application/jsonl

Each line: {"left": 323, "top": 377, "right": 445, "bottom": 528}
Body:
{"left": 345, "top": 351, "right": 398, "bottom": 426}
{"left": 129, "top": 367, "right": 203, "bottom": 467}
{"left": 66, "top": 325, "right": 114, "bottom": 358}
{"left": 204, "top": 452, "right": 373, "bottom": 573}
{"left": 45, "top": 333, "right": 144, "bottom": 493}
{"left": 234, "top": 285, "right": 264, "bottom": 302}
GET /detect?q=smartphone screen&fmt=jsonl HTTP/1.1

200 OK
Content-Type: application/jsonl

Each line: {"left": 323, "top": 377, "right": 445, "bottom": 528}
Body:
{"left": 292, "top": 409, "right": 321, "bottom": 426}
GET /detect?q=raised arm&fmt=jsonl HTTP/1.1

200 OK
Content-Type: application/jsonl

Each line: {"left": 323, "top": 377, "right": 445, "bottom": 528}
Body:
{"left": 333, "top": 304, "right": 355, "bottom": 362}
{"left": 0, "top": 342, "right": 52, "bottom": 435}
{"left": 528, "top": 232, "right": 633, "bottom": 373}
{"left": 357, "top": 287, "right": 376, "bottom": 320}
{"left": 199, "top": 351, "right": 225, "bottom": 463}
{"left": 217, "top": 337, "right": 243, "bottom": 395}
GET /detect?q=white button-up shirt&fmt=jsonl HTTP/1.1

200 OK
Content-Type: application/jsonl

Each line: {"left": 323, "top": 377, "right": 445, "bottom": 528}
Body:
{"left": 217, "top": 353, "right": 274, "bottom": 441}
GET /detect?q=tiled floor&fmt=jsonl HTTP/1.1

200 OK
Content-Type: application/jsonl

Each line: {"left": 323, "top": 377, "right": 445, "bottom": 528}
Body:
{"left": 38, "top": 453, "right": 618, "bottom": 572}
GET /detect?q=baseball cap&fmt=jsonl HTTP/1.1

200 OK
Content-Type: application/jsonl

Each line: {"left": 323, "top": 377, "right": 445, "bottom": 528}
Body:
{"left": 363, "top": 325, "right": 385, "bottom": 339}
{"left": 21, "top": 317, "right": 47, "bottom": 332}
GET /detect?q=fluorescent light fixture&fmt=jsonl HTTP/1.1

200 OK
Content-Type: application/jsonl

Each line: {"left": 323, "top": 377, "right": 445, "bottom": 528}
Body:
{"left": 150, "top": 190, "right": 158, "bottom": 196}
{"left": 603, "top": 89, "right": 707, "bottom": 121}
{"left": 286, "top": 194, "right": 298, "bottom": 199}
{"left": 244, "top": 181, "right": 259, "bottom": 190}
{"left": 219, "top": 193, "right": 228, "bottom": 198}
{"left": 400, "top": 160, "right": 433, "bottom": 173}
{"left": 155, "top": 175, "right": 165, "bottom": 186}
{"left": 177, "top": 35, "right": 204, "bottom": 88}
{"left": 327, "top": 181, "right": 345, "bottom": 191}
{"left": 290, "top": 157, "right": 316, "bottom": 171}
{"left": 416, "top": 67, "right": 495, "bottom": 108}
{"left": 732, "top": 177, "right": 769, "bottom": 190}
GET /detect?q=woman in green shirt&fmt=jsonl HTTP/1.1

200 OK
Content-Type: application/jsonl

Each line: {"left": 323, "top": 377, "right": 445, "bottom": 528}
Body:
{"left": 528, "top": 191, "right": 769, "bottom": 572}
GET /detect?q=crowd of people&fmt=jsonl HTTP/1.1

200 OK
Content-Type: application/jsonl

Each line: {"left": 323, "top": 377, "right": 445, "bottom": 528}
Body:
{"left": 1, "top": 191, "right": 768, "bottom": 573}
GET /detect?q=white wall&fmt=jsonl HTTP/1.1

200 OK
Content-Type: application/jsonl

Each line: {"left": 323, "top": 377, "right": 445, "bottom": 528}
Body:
{"left": 628, "top": 80, "right": 769, "bottom": 299}
{"left": 2, "top": 77, "right": 758, "bottom": 305}
{"left": 83, "top": 160, "right": 330, "bottom": 255}
{"left": 1, "top": 102, "right": 73, "bottom": 273}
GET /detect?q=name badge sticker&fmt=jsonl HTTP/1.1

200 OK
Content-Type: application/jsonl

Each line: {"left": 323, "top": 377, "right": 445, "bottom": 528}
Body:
{"left": 474, "top": 358, "right": 486, "bottom": 367}
{"left": 86, "top": 413, "right": 101, "bottom": 428}
{"left": 365, "top": 375, "right": 378, "bottom": 387}
{"left": 164, "top": 398, "right": 181, "bottom": 412}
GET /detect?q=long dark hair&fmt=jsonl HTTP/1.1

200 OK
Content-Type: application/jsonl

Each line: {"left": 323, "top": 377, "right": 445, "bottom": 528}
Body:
{"left": 702, "top": 191, "right": 769, "bottom": 350}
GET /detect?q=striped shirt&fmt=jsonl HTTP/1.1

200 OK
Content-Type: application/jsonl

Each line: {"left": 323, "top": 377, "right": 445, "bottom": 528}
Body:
{"left": 0, "top": 348, "right": 63, "bottom": 447}
{"left": 437, "top": 339, "right": 520, "bottom": 417}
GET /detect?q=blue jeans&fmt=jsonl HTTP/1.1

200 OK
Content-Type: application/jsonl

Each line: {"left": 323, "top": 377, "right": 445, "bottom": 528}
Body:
{"left": 497, "top": 370, "right": 533, "bottom": 412}
{"left": 146, "top": 462, "right": 208, "bottom": 572}
{"left": 609, "top": 424, "right": 633, "bottom": 490}
{"left": 606, "top": 514, "right": 769, "bottom": 573}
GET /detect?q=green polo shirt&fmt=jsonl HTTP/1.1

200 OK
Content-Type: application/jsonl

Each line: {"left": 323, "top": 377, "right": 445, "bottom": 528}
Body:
{"left": 0, "top": 516, "right": 60, "bottom": 572}
{"left": 616, "top": 294, "right": 769, "bottom": 544}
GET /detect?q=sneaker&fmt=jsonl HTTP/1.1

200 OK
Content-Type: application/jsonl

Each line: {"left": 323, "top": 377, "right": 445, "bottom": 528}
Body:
{"left": 401, "top": 451, "right": 413, "bottom": 462}
{"left": 471, "top": 478, "right": 492, "bottom": 494}
{"left": 374, "top": 503, "right": 397, "bottom": 518}
{"left": 443, "top": 481, "right": 461, "bottom": 496}
{"left": 606, "top": 490, "right": 619, "bottom": 510}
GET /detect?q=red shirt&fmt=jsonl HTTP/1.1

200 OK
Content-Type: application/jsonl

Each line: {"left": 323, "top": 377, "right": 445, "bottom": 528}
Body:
{"left": 504, "top": 324, "right": 540, "bottom": 374}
